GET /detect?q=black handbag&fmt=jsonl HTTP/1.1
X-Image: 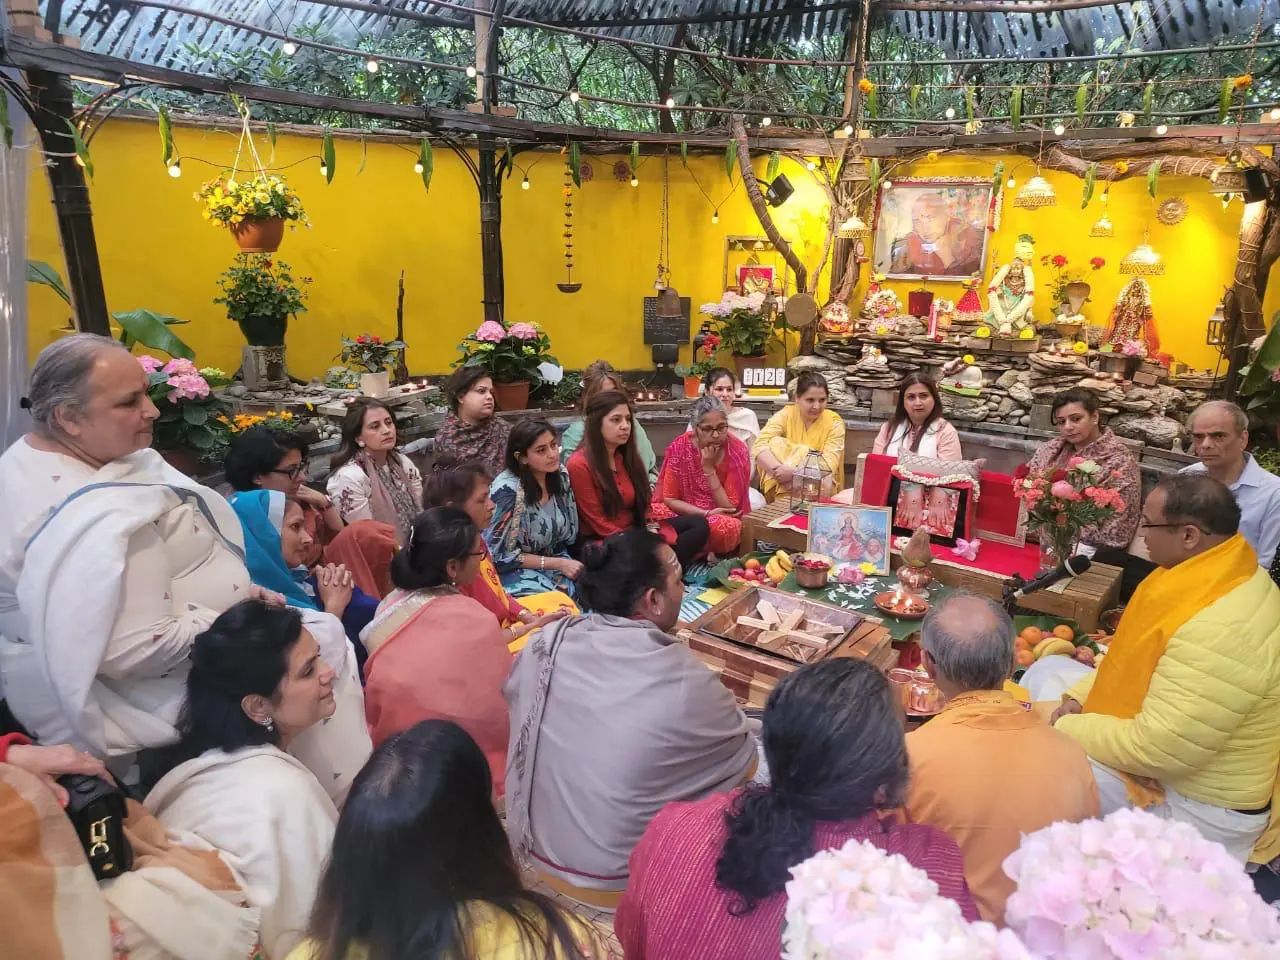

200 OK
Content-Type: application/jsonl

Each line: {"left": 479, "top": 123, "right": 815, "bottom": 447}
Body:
{"left": 58, "top": 774, "right": 133, "bottom": 880}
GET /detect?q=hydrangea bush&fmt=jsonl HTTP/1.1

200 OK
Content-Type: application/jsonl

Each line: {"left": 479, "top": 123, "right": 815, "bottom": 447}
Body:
{"left": 1003, "top": 809, "right": 1280, "bottom": 960}
{"left": 139, "top": 355, "right": 231, "bottom": 460}
{"left": 699, "top": 291, "right": 775, "bottom": 357}
{"left": 454, "top": 320, "right": 559, "bottom": 387}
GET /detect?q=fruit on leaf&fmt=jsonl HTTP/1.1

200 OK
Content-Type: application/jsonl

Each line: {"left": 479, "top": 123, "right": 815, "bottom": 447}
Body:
{"left": 730, "top": 567, "right": 745, "bottom": 577}
{"left": 1019, "top": 626, "right": 1043, "bottom": 645}
{"left": 1051, "top": 624, "right": 1075, "bottom": 641}
{"left": 1014, "top": 649, "right": 1035, "bottom": 668}
{"left": 1033, "top": 637, "right": 1076, "bottom": 660}
{"left": 1073, "top": 646, "right": 1096, "bottom": 666}
{"left": 745, "top": 558, "right": 762, "bottom": 570}
{"left": 774, "top": 550, "right": 794, "bottom": 572}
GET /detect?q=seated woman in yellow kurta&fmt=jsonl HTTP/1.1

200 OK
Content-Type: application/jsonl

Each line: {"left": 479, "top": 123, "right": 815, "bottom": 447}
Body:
{"left": 752, "top": 372, "right": 846, "bottom": 503}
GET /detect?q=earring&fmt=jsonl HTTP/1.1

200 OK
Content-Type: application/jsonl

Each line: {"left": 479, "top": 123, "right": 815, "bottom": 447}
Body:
{"left": 357, "top": 440, "right": 365, "bottom": 448}
{"left": 259, "top": 717, "right": 275, "bottom": 733}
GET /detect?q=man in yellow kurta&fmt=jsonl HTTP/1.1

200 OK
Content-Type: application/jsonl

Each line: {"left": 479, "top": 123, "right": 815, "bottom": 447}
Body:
{"left": 904, "top": 593, "right": 1098, "bottom": 925}
{"left": 751, "top": 371, "right": 845, "bottom": 502}
{"left": 1052, "top": 473, "right": 1280, "bottom": 863}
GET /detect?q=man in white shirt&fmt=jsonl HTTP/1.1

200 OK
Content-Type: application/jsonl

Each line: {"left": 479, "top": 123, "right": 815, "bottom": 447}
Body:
{"left": 1180, "top": 401, "right": 1280, "bottom": 568}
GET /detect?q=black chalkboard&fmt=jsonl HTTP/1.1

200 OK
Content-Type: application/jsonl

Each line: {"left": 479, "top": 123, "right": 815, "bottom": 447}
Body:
{"left": 643, "top": 297, "right": 691, "bottom": 345}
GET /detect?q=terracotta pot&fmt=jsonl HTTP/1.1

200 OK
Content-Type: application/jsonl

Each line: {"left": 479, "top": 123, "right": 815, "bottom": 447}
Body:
{"left": 157, "top": 446, "right": 200, "bottom": 477}
{"left": 732, "top": 353, "right": 766, "bottom": 382}
{"left": 238, "top": 315, "right": 287, "bottom": 347}
{"left": 684, "top": 376, "right": 702, "bottom": 398}
{"left": 230, "top": 216, "right": 285, "bottom": 253}
{"left": 359, "top": 370, "right": 390, "bottom": 399}
{"left": 492, "top": 380, "right": 530, "bottom": 411}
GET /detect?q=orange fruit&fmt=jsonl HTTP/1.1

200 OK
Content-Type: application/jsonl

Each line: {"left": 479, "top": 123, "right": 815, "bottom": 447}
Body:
{"left": 1014, "top": 636, "right": 1030, "bottom": 652}
{"left": 1018, "top": 626, "right": 1043, "bottom": 645}
{"left": 1052, "top": 624, "right": 1075, "bottom": 641}
{"left": 1014, "top": 650, "right": 1035, "bottom": 668}
{"left": 744, "top": 558, "right": 762, "bottom": 570}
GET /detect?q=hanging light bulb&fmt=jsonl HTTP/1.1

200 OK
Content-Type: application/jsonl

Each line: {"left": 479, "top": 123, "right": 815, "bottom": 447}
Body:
{"left": 882, "top": 180, "right": 892, "bottom": 190}
{"left": 1270, "top": 107, "right": 1280, "bottom": 121}
{"left": 226, "top": 178, "right": 238, "bottom": 192}
{"left": 843, "top": 123, "right": 854, "bottom": 136}
{"left": 761, "top": 116, "right": 772, "bottom": 126}
{"left": 1155, "top": 124, "right": 1169, "bottom": 135}
{"left": 167, "top": 160, "right": 182, "bottom": 178}
{"left": 664, "top": 97, "right": 675, "bottom": 109}
{"left": 711, "top": 209, "right": 719, "bottom": 224}
{"left": 806, "top": 159, "right": 817, "bottom": 171}
{"left": 465, "top": 65, "right": 477, "bottom": 78}
{"left": 1053, "top": 122, "right": 1066, "bottom": 136}
{"left": 944, "top": 107, "right": 956, "bottom": 119}
{"left": 1013, "top": 174, "right": 1056, "bottom": 209}
{"left": 413, "top": 160, "right": 424, "bottom": 174}
{"left": 1006, "top": 177, "right": 1016, "bottom": 189}
{"left": 837, "top": 213, "right": 868, "bottom": 238}
{"left": 365, "top": 59, "right": 379, "bottom": 74}
{"left": 1120, "top": 232, "right": 1164, "bottom": 276}
{"left": 319, "top": 162, "right": 328, "bottom": 178}
{"left": 521, "top": 176, "right": 530, "bottom": 190}
{"left": 630, "top": 176, "right": 639, "bottom": 187}
{"left": 569, "top": 90, "right": 580, "bottom": 103}
{"left": 1090, "top": 212, "right": 1114, "bottom": 237}
{"left": 282, "top": 40, "right": 298, "bottom": 56}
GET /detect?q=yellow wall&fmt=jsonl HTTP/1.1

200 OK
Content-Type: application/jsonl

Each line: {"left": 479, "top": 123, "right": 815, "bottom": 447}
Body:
{"left": 25, "top": 117, "right": 1276, "bottom": 376}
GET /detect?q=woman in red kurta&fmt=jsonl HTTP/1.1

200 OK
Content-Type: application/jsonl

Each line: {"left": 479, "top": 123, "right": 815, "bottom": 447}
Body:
{"left": 615, "top": 659, "right": 977, "bottom": 960}
{"left": 650, "top": 397, "right": 750, "bottom": 557}
{"left": 566, "top": 389, "right": 709, "bottom": 568}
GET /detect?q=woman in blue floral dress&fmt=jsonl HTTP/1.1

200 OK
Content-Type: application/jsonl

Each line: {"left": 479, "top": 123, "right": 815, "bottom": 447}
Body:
{"left": 485, "top": 419, "right": 583, "bottom": 598}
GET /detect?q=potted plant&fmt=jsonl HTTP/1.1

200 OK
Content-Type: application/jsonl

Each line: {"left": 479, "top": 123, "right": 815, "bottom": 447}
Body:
{"left": 139, "top": 356, "right": 231, "bottom": 474}
{"left": 1041, "top": 253, "right": 1105, "bottom": 337}
{"left": 214, "top": 254, "right": 310, "bottom": 347}
{"left": 196, "top": 173, "right": 308, "bottom": 252}
{"left": 455, "top": 321, "right": 559, "bottom": 411}
{"left": 339, "top": 333, "right": 406, "bottom": 399}
{"left": 699, "top": 291, "right": 775, "bottom": 380}
{"left": 674, "top": 332, "right": 722, "bottom": 397}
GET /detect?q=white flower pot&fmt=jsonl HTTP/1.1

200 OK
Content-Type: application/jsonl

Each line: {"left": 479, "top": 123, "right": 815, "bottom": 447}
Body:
{"left": 360, "top": 371, "right": 390, "bottom": 399}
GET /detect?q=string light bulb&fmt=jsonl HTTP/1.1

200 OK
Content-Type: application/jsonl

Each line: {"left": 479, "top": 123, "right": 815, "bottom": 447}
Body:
{"left": 761, "top": 116, "right": 772, "bottom": 126}
{"left": 465, "top": 65, "right": 477, "bottom": 78}
{"left": 282, "top": 41, "right": 297, "bottom": 56}
{"left": 944, "top": 107, "right": 956, "bottom": 119}
{"left": 167, "top": 160, "right": 182, "bottom": 178}
{"left": 521, "top": 176, "right": 530, "bottom": 190}
{"left": 1053, "top": 122, "right": 1066, "bottom": 136}
{"left": 630, "top": 176, "right": 639, "bottom": 187}
{"left": 664, "top": 97, "right": 675, "bottom": 108}
{"left": 1006, "top": 177, "right": 1016, "bottom": 189}
{"left": 1270, "top": 108, "right": 1280, "bottom": 121}
{"left": 882, "top": 181, "right": 892, "bottom": 190}
{"left": 413, "top": 160, "right": 424, "bottom": 174}
{"left": 806, "top": 159, "right": 817, "bottom": 171}
{"left": 569, "top": 90, "right": 580, "bottom": 103}
{"left": 712, "top": 210, "right": 719, "bottom": 224}
{"left": 843, "top": 123, "right": 854, "bottom": 136}
{"left": 365, "top": 59, "right": 379, "bottom": 74}
{"left": 319, "top": 162, "right": 328, "bottom": 178}
{"left": 1156, "top": 124, "right": 1169, "bottom": 135}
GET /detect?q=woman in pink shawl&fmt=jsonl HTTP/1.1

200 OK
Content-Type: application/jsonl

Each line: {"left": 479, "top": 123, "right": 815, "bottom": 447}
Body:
{"left": 360, "top": 507, "right": 512, "bottom": 796}
{"left": 651, "top": 397, "right": 751, "bottom": 556}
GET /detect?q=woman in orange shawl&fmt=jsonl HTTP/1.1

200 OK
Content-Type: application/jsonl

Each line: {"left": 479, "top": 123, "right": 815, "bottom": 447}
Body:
{"left": 360, "top": 507, "right": 513, "bottom": 796}
{"left": 651, "top": 396, "right": 751, "bottom": 556}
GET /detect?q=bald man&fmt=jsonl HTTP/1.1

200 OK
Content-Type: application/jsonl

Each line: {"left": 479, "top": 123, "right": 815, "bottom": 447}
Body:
{"left": 904, "top": 593, "right": 1098, "bottom": 924}
{"left": 1180, "top": 401, "right": 1280, "bottom": 568}
{"left": 888, "top": 192, "right": 985, "bottom": 278}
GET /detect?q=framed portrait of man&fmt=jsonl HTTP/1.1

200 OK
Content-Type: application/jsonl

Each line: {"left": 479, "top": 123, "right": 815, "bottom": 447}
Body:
{"left": 872, "top": 178, "right": 998, "bottom": 281}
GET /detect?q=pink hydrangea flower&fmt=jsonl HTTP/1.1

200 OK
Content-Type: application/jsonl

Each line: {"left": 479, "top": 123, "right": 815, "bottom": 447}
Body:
{"left": 474, "top": 321, "right": 507, "bottom": 342}
{"left": 1269, "top": 367, "right": 1280, "bottom": 384}
{"left": 165, "top": 373, "right": 210, "bottom": 402}
{"left": 162, "top": 357, "right": 199, "bottom": 377}
{"left": 137, "top": 355, "right": 164, "bottom": 374}
{"left": 507, "top": 322, "right": 539, "bottom": 340}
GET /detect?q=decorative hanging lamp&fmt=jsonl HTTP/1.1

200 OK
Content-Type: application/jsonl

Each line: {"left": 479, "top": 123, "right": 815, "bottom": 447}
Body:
{"left": 837, "top": 211, "right": 869, "bottom": 238}
{"left": 1013, "top": 173, "right": 1057, "bottom": 209}
{"left": 1090, "top": 191, "right": 1115, "bottom": 237}
{"left": 1119, "top": 232, "right": 1164, "bottom": 276}
{"left": 653, "top": 154, "right": 680, "bottom": 316}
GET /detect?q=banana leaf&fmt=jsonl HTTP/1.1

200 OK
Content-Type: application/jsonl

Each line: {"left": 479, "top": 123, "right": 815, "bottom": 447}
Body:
{"left": 26, "top": 260, "right": 70, "bottom": 304}
{"left": 322, "top": 129, "right": 335, "bottom": 183}
{"left": 113, "top": 309, "right": 195, "bottom": 359}
{"left": 1242, "top": 312, "right": 1280, "bottom": 393}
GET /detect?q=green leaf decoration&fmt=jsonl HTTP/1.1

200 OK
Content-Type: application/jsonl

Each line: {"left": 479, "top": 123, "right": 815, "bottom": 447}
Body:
{"left": 1075, "top": 83, "right": 1087, "bottom": 124}
{"left": 679, "top": 141, "right": 688, "bottom": 167}
{"left": 266, "top": 123, "right": 277, "bottom": 164}
{"left": 182, "top": 403, "right": 209, "bottom": 426}
{"left": 569, "top": 141, "right": 581, "bottom": 188}
{"left": 26, "top": 260, "right": 70, "bottom": 304}
{"left": 357, "top": 134, "right": 368, "bottom": 176}
{"left": 630, "top": 140, "right": 640, "bottom": 175}
{"left": 1142, "top": 81, "right": 1154, "bottom": 125}
{"left": 157, "top": 107, "right": 174, "bottom": 166}
{"left": 766, "top": 151, "right": 781, "bottom": 182}
{"left": 1218, "top": 77, "right": 1233, "bottom": 123}
{"left": 1081, "top": 162, "right": 1098, "bottom": 208}
{"left": 867, "top": 85, "right": 879, "bottom": 119}
{"left": 0, "top": 92, "right": 11, "bottom": 150}
{"left": 964, "top": 84, "right": 975, "bottom": 121}
{"left": 991, "top": 161, "right": 1005, "bottom": 193}
{"left": 1147, "top": 158, "right": 1162, "bottom": 199}
{"left": 1009, "top": 86, "right": 1023, "bottom": 130}
{"left": 1242, "top": 311, "right": 1280, "bottom": 393}
{"left": 322, "top": 129, "right": 335, "bottom": 184}
{"left": 65, "top": 120, "right": 93, "bottom": 180}
{"left": 725, "top": 141, "right": 736, "bottom": 183}
{"left": 112, "top": 309, "right": 195, "bottom": 359}
{"left": 868, "top": 157, "right": 881, "bottom": 196}
{"left": 418, "top": 138, "right": 433, "bottom": 192}
{"left": 186, "top": 424, "right": 216, "bottom": 450}
{"left": 909, "top": 84, "right": 922, "bottom": 115}
{"left": 504, "top": 142, "right": 514, "bottom": 177}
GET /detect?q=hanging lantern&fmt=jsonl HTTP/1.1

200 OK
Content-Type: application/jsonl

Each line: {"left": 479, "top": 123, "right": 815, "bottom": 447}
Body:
{"left": 1013, "top": 175, "right": 1057, "bottom": 209}
{"left": 789, "top": 449, "right": 833, "bottom": 512}
{"left": 1206, "top": 301, "right": 1227, "bottom": 348}
{"left": 656, "top": 285, "right": 682, "bottom": 318}
{"left": 1119, "top": 233, "right": 1164, "bottom": 276}
{"left": 837, "top": 213, "right": 868, "bottom": 238}
{"left": 1090, "top": 192, "right": 1114, "bottom": 237}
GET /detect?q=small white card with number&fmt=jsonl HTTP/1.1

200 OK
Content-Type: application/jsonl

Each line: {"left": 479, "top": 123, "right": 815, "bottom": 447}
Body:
{"left": 743, "top": 367, "right": 786, "bottom": 388}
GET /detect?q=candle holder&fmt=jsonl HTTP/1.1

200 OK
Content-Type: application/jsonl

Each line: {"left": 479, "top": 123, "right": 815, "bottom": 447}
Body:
{"left": 874, "top": 589, "right": 929, "bottom": 621}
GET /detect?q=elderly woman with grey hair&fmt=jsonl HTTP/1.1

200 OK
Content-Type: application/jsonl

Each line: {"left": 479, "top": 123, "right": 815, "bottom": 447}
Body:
{"left": 650, "top": 395, "right": 752, "bottom": 556}
{"left": 0, "top": 334, "right": 258, "bottom": 771}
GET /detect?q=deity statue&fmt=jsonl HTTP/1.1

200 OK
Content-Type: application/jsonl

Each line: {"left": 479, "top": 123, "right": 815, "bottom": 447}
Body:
{"left": 984, "top": 234, "right": 1037, "bottom": 335}
{"left": 1102, "top": 277, "right": 1162, "bottom": 358}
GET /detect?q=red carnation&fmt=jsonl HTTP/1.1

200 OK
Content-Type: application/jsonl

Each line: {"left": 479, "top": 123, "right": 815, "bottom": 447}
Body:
{"left": 1051, "top": 254, "right": 1068, "bottom": 268}
{"left": 1050, "top": 468, "right": 1068, "bottom": 483}
{"left": 1089, "top": 256, "right": 1106, "bottom": 269}
{"left": 1013, "top": 463, "right": 1030, "bottom": 481}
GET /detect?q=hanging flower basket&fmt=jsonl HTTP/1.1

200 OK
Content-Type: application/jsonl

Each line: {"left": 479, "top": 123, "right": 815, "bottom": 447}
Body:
{"left": 230, "top": 216, "right": 285, "bottom": 253}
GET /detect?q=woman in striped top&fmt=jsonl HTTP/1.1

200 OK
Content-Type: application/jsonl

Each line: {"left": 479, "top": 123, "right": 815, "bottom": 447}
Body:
{"left": 615, "top": 659, "right": 977, "bottom": 959}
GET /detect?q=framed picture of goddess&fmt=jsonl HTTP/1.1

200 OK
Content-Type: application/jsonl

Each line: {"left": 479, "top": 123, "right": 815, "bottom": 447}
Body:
{"left": 873, "top": 178, "right": 998, "bottom": 281}
{"left": 806, "top": 505, "right": 892, "bottom": 576}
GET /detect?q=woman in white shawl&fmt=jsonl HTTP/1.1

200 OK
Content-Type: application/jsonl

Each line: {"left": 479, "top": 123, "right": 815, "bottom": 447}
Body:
{"left": 146, "top": 600, "right": 339, "bottom": 960}
{"left": 0, "top": 335, "right": 262, "bottom": 769}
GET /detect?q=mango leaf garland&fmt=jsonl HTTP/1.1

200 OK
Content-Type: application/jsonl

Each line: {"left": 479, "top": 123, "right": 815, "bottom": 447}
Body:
{"left": 418, "top": 138, "right": 433, "bottom": 192}
{"left": 65, "top": 120, "right": 93, "bottom": 179}
{"left": 679, "top": 141, "right": 688, "bottom": 168}
{"left": 766, "top": 151, "right": 781, "bottom": 182}
{"left": 964, "top": 84, "right": 975, "bottom": 121}
{"left": 158, "top": 106, "right": 175, "bottom": 166}
{"left": 724, "top": 141, "right": 736, "bottom": 183}
{"left": 991, "top": 161, "right": 1005, "bottom": 193}
{"left": 1075, "top": 83, "right": 1088, "bottom": 124}
{"left": 868, "top": 157, "right": 882, "bottom": 197}
{"left": 1218, "top": 77, "right": 1233, "bottom": 123}
{"left": 630, "top": 140, "right": 640, "bottom": 176}
{"left": 357, "top": 134, "right": 368, "bottom": 176}
{"left": 909, "top": 84, "right": 922, "bottom": 115}
{"left": 1147, "top": 158, "right": 1162, "bottom": 199}
{"left": 321, "top": 129, "right": 335, "bottom": 184}
{"left": 866, "top": 84, "right": 879, "bottom": 119}
{"left": 1009, "top": 86, "right": 1023, "bottom": 130}
{"left": 1142, "top": 81, "right": 1154, "bottom": 125}
{"left": 1081, "top": 162, "right": 1098, "bottom": 208}
{"left": 569, "top": 140, "right": 581, "bottom": 187}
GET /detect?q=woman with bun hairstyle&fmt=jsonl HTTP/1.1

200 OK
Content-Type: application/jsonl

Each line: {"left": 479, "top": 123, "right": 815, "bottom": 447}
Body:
{"left": 359, "top": 507, "right": 513, "bottom": 796}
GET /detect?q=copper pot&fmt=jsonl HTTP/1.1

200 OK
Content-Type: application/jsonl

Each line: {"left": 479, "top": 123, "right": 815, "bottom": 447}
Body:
{"left": 896, "top": 564, "right": 934, "bottom": 595}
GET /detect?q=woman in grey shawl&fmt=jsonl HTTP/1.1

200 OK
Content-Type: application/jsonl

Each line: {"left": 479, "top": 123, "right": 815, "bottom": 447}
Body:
{"left": 504, "top": 528, "right": 755, "bottom": 906}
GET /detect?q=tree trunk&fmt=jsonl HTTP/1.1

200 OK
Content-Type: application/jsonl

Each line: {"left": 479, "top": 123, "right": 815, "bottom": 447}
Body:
{"left": 25, "top": 69, "right": 109, "bottom": 336}
{"left": 478, "top": 136, "right": 504, "bottom": 324}
{"left": 730, "top": 114, "right": 807, "bottom": 295}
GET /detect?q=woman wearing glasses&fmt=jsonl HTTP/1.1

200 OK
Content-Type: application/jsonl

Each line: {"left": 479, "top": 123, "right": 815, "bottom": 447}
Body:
{"left": 651, "top": 396, "right": 752, "bottom": 557}
{"left": 359, "top": 507, "right": 513, "bottom": 798}
{"left": 225, "top": 425, "right": 398, "bottom": 599}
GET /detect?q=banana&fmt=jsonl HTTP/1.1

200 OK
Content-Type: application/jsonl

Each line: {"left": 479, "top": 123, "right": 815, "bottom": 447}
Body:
{"left": 766, "top": 558, "right": 786, "bottom": 582}
{"left": 1033, "top": 637, "right": 1076, "bottom": 660}
{"left": 775, "top": 550, "right": 794, "bottom": 573}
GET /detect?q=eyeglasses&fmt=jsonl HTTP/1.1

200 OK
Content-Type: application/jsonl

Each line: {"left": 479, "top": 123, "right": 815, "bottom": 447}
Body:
{"left": 696, "top": 424, "right": 729, "bottom": 436}
{"left": 1140, "top": 520, "right": 1209, "bottom": 534}
{"left": 270, "top": 464, "right": 306, "bottom": 479}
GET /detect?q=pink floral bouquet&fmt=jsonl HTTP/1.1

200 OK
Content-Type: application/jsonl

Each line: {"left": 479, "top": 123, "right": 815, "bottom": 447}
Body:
{"left": 782, "top": 838, "right": 1030, "bottom": 959}
{"left": 1012, "top": 456, "right": 1125, "bottom": 563}
{"left": 1004, "top": 809, "right": 1280, "bottom": 959}
{"left": 139, "top": 354, "right": 231, "bottom": 460}
{"left": 455, "top": 320, "right": 559, "bottom": 387}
